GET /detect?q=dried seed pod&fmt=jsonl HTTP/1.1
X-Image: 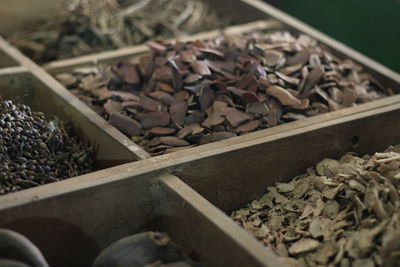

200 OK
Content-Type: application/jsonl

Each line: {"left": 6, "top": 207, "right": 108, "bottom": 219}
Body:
{"left": 0, "top": 229, "right": 49, "bottom": 267}
{"left": 92, "top": 232, "right": 187, "bottom": 267}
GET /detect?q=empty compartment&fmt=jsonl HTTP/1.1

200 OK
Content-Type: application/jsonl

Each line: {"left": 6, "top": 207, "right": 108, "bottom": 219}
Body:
{"left": 0, "top": 71, "right": 139, "bottom": 194}
{"left": 0, "top": 171, "right": 279, "bottom": 267}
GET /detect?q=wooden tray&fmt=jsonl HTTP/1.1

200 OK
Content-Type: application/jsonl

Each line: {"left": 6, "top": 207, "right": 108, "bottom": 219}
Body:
{"left": 0, "top": 101, "right": 399, "bottom": 267}
{"left": 39, "top": 11, "right": 400, "bottom": 161}
{"left": 0, "top": 0, "right": 399, "bottom": 266}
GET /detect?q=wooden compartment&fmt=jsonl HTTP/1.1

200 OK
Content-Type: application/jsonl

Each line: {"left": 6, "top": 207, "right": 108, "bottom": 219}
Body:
{"left": 0, "top": 70, "right": 143, "bottom": 169}
{"left": 2, "top": 101, "right": 398, "bottom": 267}
{"left": 40, "top": 15, "right": 400, "bottom": 159}
{"left": 0, "top": 50, "right": 19, "bottom": 68}
{"left": 0, "top": 171, "right": 284, "bottom": 267}
{"left": 160, "top": 102, "right": 400, "bottom": 265}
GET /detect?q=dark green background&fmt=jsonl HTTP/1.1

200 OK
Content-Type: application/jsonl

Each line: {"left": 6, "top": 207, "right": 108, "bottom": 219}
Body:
{"left": 266, "top": 0, "right": 400, "bottom": 73}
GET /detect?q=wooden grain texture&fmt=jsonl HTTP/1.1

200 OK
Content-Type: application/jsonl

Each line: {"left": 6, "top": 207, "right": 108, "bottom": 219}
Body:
{"left": 157, "top": 174, "right": 288, "bottom": 267}
{"left": 168, "top": 103, "right": 400, "bottom": 212}
{"left": 0, "top": 170, "right": 288, "bottom": 267}
{"left": 0, "top": 171, "right": 161, "bottom": 267}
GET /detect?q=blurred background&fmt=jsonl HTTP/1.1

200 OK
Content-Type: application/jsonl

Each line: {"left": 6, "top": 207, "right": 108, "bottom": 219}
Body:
{"left": 265, "top": 0, "right": 400, "bottom": 72}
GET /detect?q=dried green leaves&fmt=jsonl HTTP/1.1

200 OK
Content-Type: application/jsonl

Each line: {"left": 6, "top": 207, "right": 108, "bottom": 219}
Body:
{"left": 57, "top": 30, "right": 390, "bottom": 156}
{"left": 232, "top": 145, "right": 400, "bottom": 266}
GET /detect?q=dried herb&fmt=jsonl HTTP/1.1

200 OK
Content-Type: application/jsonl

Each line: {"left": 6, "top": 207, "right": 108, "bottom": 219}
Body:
{"left": 6, "top": 0, "right": 232, "bottom": 63}
{"left": 232, "top": 144, "right": 400, "bottom": 267}
{"left": 57, "top": 31, "right": 392, "bottom": 156}
{"left": 0, "top": 99, "right": 94, "bottom": 195}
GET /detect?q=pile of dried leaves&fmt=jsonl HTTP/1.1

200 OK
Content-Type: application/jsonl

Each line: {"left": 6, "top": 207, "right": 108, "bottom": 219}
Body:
{"left": 7, "top": 0, "right": 231, "bottom": 63}
{"left": 56, "top": 31, "right": 392, "bottom": 156}
{"left": 232, "top": 145, "right": 400, "bottom": 267}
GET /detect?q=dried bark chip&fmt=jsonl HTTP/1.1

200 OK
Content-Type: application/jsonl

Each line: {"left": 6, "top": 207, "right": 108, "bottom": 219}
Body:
{"left": 148, "top": 127, "right": 176, "bottom": 135}
{"left": 121, "top": 101, "right": 139, "bottom": 109}
{"left": 146, "top": 41, "right": 167, "bottom": 53}
{"left": 184, "top": 74, "right": 202, "bottom": 84}
{"left": 291, "top": 98, "right": 310, "bottom": 110}
{"left": 246, "top": 61, "right": 266, "bottom": 78}
{"left": 282, "top": 113, "right": 307, "bottom": 121}
{"left": 159, "top": 136, "right": 190, "bottom": 147}
{"left": 111, "top": 90, "right": 139, "bottom": 101}
{"left": 203, "top": 59, "right": 223, "bottom": 73}
{"left": 139, "top": 94, "right": 162, "bottom": 112}
{"left": 167, "top": 59, "right": 183, "bottom": 91}
{"left": 267, "top": 98, "right": 283, "bottom": 127}
{"left": 226, "top": 111, "right": 251, "bottom": 127}
{"left": 202, "top": 110, "right": 224, "bottom": 128}
{"left": 242, "top": 92, "right": 259, "bottom": 104}
{"left": 315, "top": 86, "right": 330, "bottom": 102}
{"left": 327, "top": 99, "right": 341, "bottom": 111}
{"left": 302, "top": 66, "right": 324, "bottom": 93}
{"left": 341, "top": 88, "right": 357, "bottom": 107}
{"left": 199, "top": 48, "right": 225, "bottom": 58}
{"left": 266, "top": 86, "right": 301, "bottom": 106}
{"left": 148, "top": 91, "right": 175, "bottom": 105}
{"left": 264, "top": 50, "right": 283, "bottom": 67}
{"left": 109, "top": 113, "right": 142, "bottom": 136}
{"left": 280, "top": 63, "right": 303, "bottom": 75}
{"left": 180, "top": 50, "right": 197, "bottom": 63}
{"left": 139, "top": 53, "right": 154, "bottom": 78}
{"left": 155, "top": 66, "right": 173, "bottom": 83}
{"left": 115, "top": 62, "right": 140, "bottom": 84}
{"left": 93, "top": 87, "right": 113, "bottom": 99}
{"left": 247, "top": 102, "right": 269, "bottom": 115}
{"left": 199, "top": 87, "right": 215, "bottom": 111}
{"left": 169, "top": 100, "right": 188, "bottom": 125}
{"left": 236, "top": 73, "right": 258, "bottom": 91}
{"left": 55, "top": 73, "right": 77, "bottom": 87}
{"left": 236, "top": 120, "right": 260, "bottom": 133}
{"left": 103, "top": 99, "right": 122, "bottom": 115}
{"left": 286, "top": 51, "right": 310, "bottom": 66}
{"left": 158, "top": 82, "right": 176, "bottom": 93}
{"left": 165, "top": 146, "right": 194, "bottom": 154}
{"left": 177, "top": 126, "right": 193, "bottom": 139}
{"left": 140, "top": 111, "right": 170, "bottom": 128}
{"left": 288, "top": 239, "right": 320, "bottom": 255}
{"left": 267, "top": 73, "right": 279, "bottom": 84}
{"left": 216, "top": 94, "right": 235, "bottom": 107}
{"left": 188, "top": 123, "right": 204, "bottom": 135}
{"left": 191, "top": 61, "right": 211, "bottom": 76}
{"left": 275, "top": 72, "right": 300, "bottom": 86}
{"left": 205, "top": 132, "right": 236, "bottom": 143}
{"left": 312, "top": 102, "right": 330, "bottom": 113}
{"left": 184, "top": 79, "right": 212, "bottom": 94}
{"left": 227, "top": 86, "right": 245, "bottom": 98}
{"left": 174, "top": 90, "right": 189, "bottom": 101}
{"left": 258, "top": 76, "right": 271, "bottom": 88}
{"left": 185, "top": 110, "right": 205, "bottom": 125}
